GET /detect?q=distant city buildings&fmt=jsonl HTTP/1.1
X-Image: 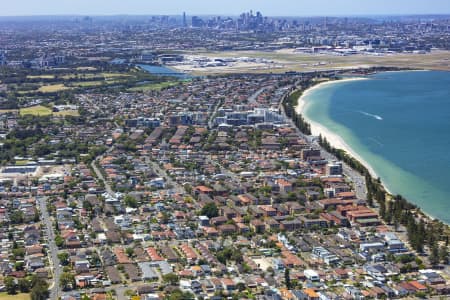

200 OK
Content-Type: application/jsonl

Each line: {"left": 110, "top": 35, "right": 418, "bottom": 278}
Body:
{"left": 0, "top": 51, "right": 7, "bottom": 66}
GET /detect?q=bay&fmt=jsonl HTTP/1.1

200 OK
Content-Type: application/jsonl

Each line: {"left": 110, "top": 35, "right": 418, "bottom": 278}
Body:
{"left": 302, "top": 71, "right": 450, "bottom": 224}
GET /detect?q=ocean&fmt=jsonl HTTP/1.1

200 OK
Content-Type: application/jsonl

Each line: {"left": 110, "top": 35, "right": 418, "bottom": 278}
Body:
{"left": 302, "top": 71, "right": 450, "bottom": 224}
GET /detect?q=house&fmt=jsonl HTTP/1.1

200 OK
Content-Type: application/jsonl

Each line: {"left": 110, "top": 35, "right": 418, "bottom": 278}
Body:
{"left": 299, "top": 216, "right": 328, "bottom": 229}
{"left": 280, "top": 219, "right": 302, "bottom": 231}
{"left": 284, "top": 201, "right": 303, "bottom": 215}
{"left": 259, "top": 205, "right": 277, "bottom": 217}
{"left": 26, "top": 244, "right": 43, "bottom": 256}
{"left": 236, "top": 222, "right": 250, "bottom": 233}
{"left": 221, "top": 278, "right": 236, "bottom": 291}
{"left": 304, "top": 269, "right": 320, "bottom": 281}
{"left": 179, "top": 244, "right": 197, "bottom": 264}
{"left": 74, "top": 260, "right": 90, "bottom": 274}
{"left": 26, "top": 256, "right": 45, "bottom": 271}
{"left": 250, "top": 219, "right": 265, "bottom": 233}
{"left": 138, "top": 262, "right": 159, "bottom": 281}
{"left": 276, "top": 179, "right": 293, "bottom": 193}
{"left": 266, "top": 218, "right": 280, "bottom": 232}
{"left": 221, "top": 207, "right": 238, "bottom": 219}
{"left": 203, "top": 227, "right": 219, "bottom": 237}
{"left": 304, "top": 288, "right": 320, "bottom": 300}
{"left": 364, "top": 264, "right": 387, "bottom": 282}
{"left": 201, "top": 279, "right": 215, "bottom": 293}
{"left": 218, "top": 224, "right": 236, "bottom": 235}
{"left": 194, "top": 185, "right": 214, "bottom": 196}
{"left": 360, "top": 242, "right": 385, "bottom": 253}
{"left": 210, "top": 216, "right": 227, "bottom": 226}
{"left": 333, "top": 268, "right": 349, "bottom": 280}
{"left": 198, "top": 216, "right": 210, "bottom": 227}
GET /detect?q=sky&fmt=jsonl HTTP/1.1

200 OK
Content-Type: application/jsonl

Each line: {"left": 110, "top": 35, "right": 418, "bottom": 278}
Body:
{"left": 1, "top": 0, "right": 450, "bottom": 17}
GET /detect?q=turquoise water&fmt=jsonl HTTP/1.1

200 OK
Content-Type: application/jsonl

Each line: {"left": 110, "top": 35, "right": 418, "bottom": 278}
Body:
{"left": 303, "top": 71, "right": 450, "bottom": 224}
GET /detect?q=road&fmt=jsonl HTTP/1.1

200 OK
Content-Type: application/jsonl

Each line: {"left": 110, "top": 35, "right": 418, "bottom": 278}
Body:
{"left": 90, "top": 122, "right": 122, "bottom": 197}
{"left": 248, "top": 86, "right": 269, "bottom": 105}
{"left": 279, "top": 87, "right": 367, "bottom": 200}
{"left": 205, "top": 153, "right": 239, "bottom": 182}
{"left": 313, "top": 139, "right": 367, "bottom": 200}
{"left": 91, "top": 159, "right": 115, "bottom": 197}
{"left": 37, "top": 196, "right": 62, "bottom": 300}
{"left": 207, "top": 98, "right": 222, "bottom": 129}
{"left": 146, "top": 158, "right": 185, "bottom": 194}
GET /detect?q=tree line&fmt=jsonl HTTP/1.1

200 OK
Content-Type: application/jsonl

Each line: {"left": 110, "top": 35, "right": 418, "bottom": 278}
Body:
{"left": 283, "top": 85, "right": 312, "bottom": 135}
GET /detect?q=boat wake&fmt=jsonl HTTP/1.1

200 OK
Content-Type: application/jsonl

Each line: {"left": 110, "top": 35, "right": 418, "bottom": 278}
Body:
{"left": 368, "top": 137, "right": 384, "bottom": 147}
{"left": 358, "top": 110, "right": 383, "bottom": 120}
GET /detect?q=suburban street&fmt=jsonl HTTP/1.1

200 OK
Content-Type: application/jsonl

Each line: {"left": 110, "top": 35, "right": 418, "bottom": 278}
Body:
{"left": 37, "top": 196, "right": 61, "bottom": 300}
{"left": 91, "top": 159, "right": 115, "bottom": 197}
{"left": 146, "top": 158, "right": 185, "bottom": 194}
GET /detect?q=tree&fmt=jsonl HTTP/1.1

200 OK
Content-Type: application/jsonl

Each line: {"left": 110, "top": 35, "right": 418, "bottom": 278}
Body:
{"left": 12, "top": 247, "right": 25, "bottom": 258}
{"left": 125, "top": 247, "right": 134, "bottom": 258}
{"left": 31, "top": 278, "right": 49, "bottom": 300}
{"left": 82, "top": 200, "right": 93, "bottom": 211}
{"left": 285, "top": 268, "right": 291, "bottom": 289}
{"left": 18, "top": 278, "right": 30, "bottom": 293}
{"left": 287, "top": 192, "right": 297, "bottom": 201}
{"left": 439, "top": 245, "right": 449, "bottom": 264}
{"left": 430, "top": 244, "right": 440, "bottom": 266}
{"left": 14, "top": 261, "right": 24, "bottom": 271}
{"left": 58, "top": 252, "right": 70, "bottom": 266}
{"left": 166, "top": 289, "right": 194, "bottom": 300}
{"left": 163, "top": 273, "right": 179, "bottom": 285}
{"left": 124, "top": 195, "right": 139, "bottom": 208}
{"left": 55, "top": 235, "right": 65, "bottom": 248}
{"left": 4, "top": 276, "right": 17, "bottom": 295}
{"left": 236, "top": 282, "right": 246, "bottom": 292}
{"left": 9, "top": 210, "right": 24, "bottom": 224}
{"left": 200, "top": 202, "right": 218, "bottom": 218}
{"left": 60, "top": 272, "right": 75, "bottom": 291}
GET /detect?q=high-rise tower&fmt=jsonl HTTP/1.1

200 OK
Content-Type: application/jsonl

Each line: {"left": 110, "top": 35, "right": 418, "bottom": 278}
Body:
{"left": 182, "top": 12, "right": 187, "bottom": 27}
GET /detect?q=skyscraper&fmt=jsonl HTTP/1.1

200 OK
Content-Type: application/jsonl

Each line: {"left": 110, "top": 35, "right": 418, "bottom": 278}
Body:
{"left": 182, "top": 12, "right": 187, "bottom": 27}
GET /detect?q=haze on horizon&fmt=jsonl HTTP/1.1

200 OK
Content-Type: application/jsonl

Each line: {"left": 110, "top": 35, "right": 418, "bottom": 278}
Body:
{"left": 1, "top": 0, "right": 450, "bottom": 17}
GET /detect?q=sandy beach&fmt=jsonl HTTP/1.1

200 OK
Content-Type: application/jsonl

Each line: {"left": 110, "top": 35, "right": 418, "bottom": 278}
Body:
{"left": 295, "top": 78, "right": 382, "bottom": 181}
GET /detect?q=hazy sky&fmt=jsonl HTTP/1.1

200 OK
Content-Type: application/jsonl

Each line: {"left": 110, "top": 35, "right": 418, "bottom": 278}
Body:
{"left": 1, "top": 0, "right": 450, "bottom": 16}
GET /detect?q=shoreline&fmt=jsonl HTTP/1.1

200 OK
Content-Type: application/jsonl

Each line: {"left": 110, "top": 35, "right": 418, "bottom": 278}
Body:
{"left": 295, "top": 76, "right": 450, "bottom": 224}
{"left": 295, "top": 77, "right": 393, "bottom": 195}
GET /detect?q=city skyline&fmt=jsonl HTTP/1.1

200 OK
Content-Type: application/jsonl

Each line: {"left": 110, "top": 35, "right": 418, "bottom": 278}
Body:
{"left": 1, "top": 0, "right": 450, "bottom": 17}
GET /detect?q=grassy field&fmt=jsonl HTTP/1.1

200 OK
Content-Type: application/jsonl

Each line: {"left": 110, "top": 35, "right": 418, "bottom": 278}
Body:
{"left": 1, "top": 105, "right": 79, "bottom": 117}
{"left": 102, "top": 72, "right": 131, "bottom": 78}
{"left": 27, "top": 75, "right": 55, "bottom": 79}
{"left": 61, "top": 73, "right": 130, "bottom": 80}
{"left": 38, "top": 84, "right": 70, "bottom": 93}
{"left": 0, "top": 109, "right": 19, "bottom": 114}
{"left": 71, "top": 80, "right": 105, "bottom": 87}
{"left": 128, "top": 81, "right": 180, "bottom": 92}
{"left": 53, "top": 110, "right": 80, "bottom": 117}
{"left": 10, "top": 68, "right": 154, "bottom": 95}
{"left": 20, "top": 105, "right": 53, "bottom": 116}
{"left": 0, "top": 293, "right": 30, "bottom": 300}
{"left": 76, "top": 66, "right": 97, "bottom": 71}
